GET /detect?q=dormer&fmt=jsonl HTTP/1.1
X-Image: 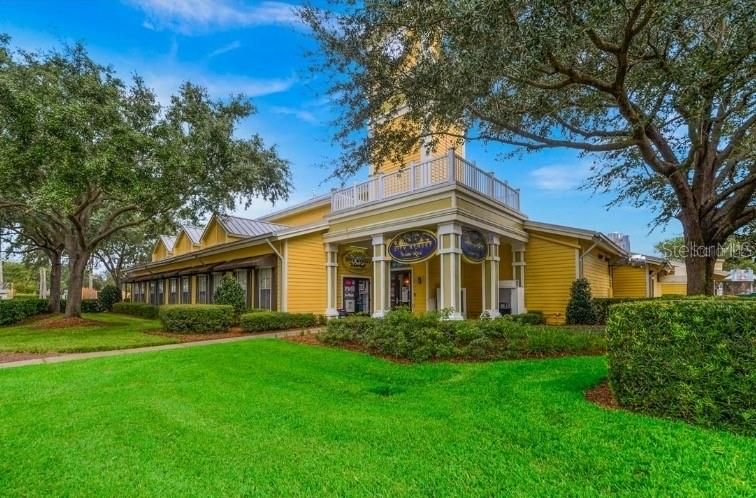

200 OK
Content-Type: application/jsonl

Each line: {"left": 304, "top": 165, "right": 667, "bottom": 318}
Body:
{"left": 151, "top": 235, "right": 176, "bottom": 262}
{"left": 200, "top": 214, "right": 288, "bottom": 248}
{"left": 173, "top": 225, "right": 203, "bottom": 256}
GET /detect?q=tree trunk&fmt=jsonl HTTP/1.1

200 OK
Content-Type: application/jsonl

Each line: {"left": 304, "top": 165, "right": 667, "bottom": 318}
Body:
{"left": 65, "top": 251, "right": 90, "bottom": 318}
{"left": 48, "top": 250, "right": 62, "bottom": 314}
{"left": 685, "top": 253, "right": 717, "bottom": 295}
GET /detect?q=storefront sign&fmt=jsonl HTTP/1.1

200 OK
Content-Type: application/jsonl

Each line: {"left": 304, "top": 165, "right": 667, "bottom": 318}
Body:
{"left": 461, "top": 229, "right": 487, "bottom": 263}
{"left": 388, "top": 230, "right": 437, "bottom": 263}
{"left": 341, "top": 246, "right": 370, "bottom": 274}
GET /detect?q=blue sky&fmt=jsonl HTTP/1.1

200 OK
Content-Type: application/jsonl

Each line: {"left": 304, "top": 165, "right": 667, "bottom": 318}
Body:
{"left": 0, "top": 0, "right": 681, "bottom": 255}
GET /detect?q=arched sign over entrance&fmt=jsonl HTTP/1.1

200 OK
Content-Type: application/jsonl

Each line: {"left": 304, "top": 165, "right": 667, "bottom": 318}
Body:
{"left": 341, "top": 246, "right": 370, "bottom": 274}
{"left": 461, "top": 229, "right": 487, "bottom": 263}
{"left": 388, "top": 230, "right": 437, "bottom": 264}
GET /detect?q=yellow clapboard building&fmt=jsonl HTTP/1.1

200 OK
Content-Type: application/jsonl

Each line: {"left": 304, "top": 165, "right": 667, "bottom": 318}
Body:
{"left": 125, "top": 140, "right": 690, "bottom": 324}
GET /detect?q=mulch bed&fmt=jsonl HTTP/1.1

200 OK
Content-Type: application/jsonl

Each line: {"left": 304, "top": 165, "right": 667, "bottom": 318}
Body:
{"left": 149, "top": 330, "right": 248, "bottom": 343}
{"left": 585, "top": 379, "right": 619, "bottom": 410}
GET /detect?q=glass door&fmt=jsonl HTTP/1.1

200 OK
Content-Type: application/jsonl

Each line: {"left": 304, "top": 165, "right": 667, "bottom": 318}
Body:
{"left": 390, "top": 270, "right": 412, "bottom": 309}
{"left": 343, "top": 278, "right": 370, "bottom": 314}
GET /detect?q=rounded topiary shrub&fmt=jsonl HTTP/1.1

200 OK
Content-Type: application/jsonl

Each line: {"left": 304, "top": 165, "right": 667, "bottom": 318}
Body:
{"left": 98, "top": 284, "right": 122, "bottom": 312}
{"left": 159, "top": 305, "right": 234, "bottom": 333}
{"left": 213, "top": 275, "right": 246, "bottom": 318}
{"left": 607, "top": 299, "right": 756, "bottom": 435}
{"left": 566, "top": 278, "right": 596, "bottom": 325}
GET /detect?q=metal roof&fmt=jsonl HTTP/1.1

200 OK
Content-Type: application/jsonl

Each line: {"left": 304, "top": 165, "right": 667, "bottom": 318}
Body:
{"left": 182, "top": 225, "right": 203, "bottom": 244}
{"left": 218, "top": 215, "right": 288, "bottom": 238}
{"left": 159, "top": 235, "right": 176, "bottom": 251}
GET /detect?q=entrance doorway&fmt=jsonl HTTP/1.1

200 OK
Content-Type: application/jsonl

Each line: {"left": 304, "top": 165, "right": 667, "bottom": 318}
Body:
{"left": 390, "top": 270, "right": 412, "bottom": 309}
{"left": 343, "top": 277, "right": 370, "bottom": 314}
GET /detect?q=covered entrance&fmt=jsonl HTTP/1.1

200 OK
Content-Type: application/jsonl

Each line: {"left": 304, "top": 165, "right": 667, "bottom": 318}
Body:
{"left": 342, "top": 277, "right": 370, "bottom": 314}
{"left": 390, "top": 269, "right": 412, "bottom": 309}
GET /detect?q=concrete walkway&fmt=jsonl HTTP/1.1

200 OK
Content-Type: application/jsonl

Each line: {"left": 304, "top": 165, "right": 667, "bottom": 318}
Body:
{"left": 0, "top": 328, "right": 319, "bottom": 370}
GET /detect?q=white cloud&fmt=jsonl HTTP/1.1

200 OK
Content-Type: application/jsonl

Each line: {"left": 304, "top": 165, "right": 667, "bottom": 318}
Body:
{"left": 127, "top": 0, "right": 302, "bottom": 34}
{"left": 530, "top": 164, "right": 590, "bottom": 192}
{"left": 208, "top": 40, "right": 241, "bottom": 58}
{"left": 271, "top": 106, "right": 319, "bottom": 125}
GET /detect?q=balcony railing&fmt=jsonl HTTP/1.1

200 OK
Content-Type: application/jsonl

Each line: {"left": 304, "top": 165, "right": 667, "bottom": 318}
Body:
{"left": 331, "top": 151, "right": 520, "bottom": 213}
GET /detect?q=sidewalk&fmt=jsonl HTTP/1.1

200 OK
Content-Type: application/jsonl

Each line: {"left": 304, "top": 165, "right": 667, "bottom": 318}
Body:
{"left": 0, "top": 328, "right": 318, "bottom": 370}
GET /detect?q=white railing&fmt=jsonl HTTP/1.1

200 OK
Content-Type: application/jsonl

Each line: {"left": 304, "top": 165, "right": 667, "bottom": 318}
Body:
{"left": 331, "top": 151, "right": 521, "bottom": 213}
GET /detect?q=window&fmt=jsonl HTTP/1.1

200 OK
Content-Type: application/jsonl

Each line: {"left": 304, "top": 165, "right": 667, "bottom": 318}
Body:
{"left": 148, "top": 281, "right": 156, "bottom": 305}
{"left": 236, "top": 269, "right": 248, "bottom": 305}
{"left": 258, "top": 268, "right": 273, "bottom": 310}
{"left": 197, "top": 275, "right": 208, "bottom": 304}
{"left": 169, "top": 278, "right": 178, "bottom": 304}
{"left": 181, "top": 277, "right": 191, "bottom": 304}
{"left": 157, "top": 280, "right": 164, "bottom": 305}
{"left": 211, "top": 272, "right": 223, "bottom": 303}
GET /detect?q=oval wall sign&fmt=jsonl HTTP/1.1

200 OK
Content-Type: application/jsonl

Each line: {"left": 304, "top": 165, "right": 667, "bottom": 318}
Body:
{"left": 388, "top": 230, "right": 437, "bottom": 264}
{"left": 341, "top": 246, "right": 370, "bottom": 274}
{"left": 461, "top": 229, "right": 487, "bottom": 263}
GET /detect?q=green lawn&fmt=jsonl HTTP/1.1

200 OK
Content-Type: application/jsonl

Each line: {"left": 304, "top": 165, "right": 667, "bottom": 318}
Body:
{"left": 0, "top": 341, "right": 753, "bottom": 497}
{"left": 0, "top": 313, "right": 177, "bottom": 353}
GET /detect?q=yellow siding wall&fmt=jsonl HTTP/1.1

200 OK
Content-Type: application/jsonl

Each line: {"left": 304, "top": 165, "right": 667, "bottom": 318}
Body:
{"left": 583, "top": 252, "right": 612, "bottom": 298}
{"left": 200, "top": 218, "right": 240, "bottom": 248}
{"left": 151, "top": 243, "right": 168, "bottom": 262}
{"left": 661, "top": 282, "right": 688, "bottom": 295}
{"left": 270, "top": 203, "right": 331, "bottom": 227}
{"left": 286, "top": 232, "right": 327, "bottom": 314}
{"left": 173, "top": 232, "right": 194, "bottom": 255}
{"left": 499, "top": 244, "right": 514, "bottom": 280}
{"left": 613, "top": 266, "right": 648, "bottom": 298}
{"left": 462, "top": 261, "right": 483, "bottom": 317}
{"left": 524, "top": 233, "right": 579, "bottom": 325}
{"left": 412, "top": 261, "right": 427, "bottom": 313}
{"left": 427, "top": 256, "right": 441, "bottom": 310}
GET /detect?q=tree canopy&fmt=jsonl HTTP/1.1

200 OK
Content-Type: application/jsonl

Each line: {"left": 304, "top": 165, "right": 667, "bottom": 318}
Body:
{"left": 302, "top": 0, "right": 755, "bottom": 294}
{"left": 0, "top": 38, "right": 291, "bottom": 315}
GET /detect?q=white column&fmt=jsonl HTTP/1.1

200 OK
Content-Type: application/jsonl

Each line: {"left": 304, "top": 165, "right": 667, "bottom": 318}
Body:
{"left": 482, "top": 234, "right": 500, "bottom": 317}
{"left": 372, "top": 235, "right": 391, "bottom": 318}
{"left": 512, "top": 242, "right": 527, "bottom": 314}
{"left": 325, "top": 243, "right": 339, "bottom": 318}
{"left": 438, "top": 222, "right": 463, "bottom": 320}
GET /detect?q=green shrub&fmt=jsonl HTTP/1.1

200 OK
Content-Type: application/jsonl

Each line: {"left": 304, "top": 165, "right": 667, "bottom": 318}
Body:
{"left": 159, "top": 305, "right": 234, "bottom": 333}
{"left": 0, "top": 298, "right": 49, "bottom": 325}
{"left": 240, "top": 311, "right": 318, "bottom": 332}
{"left": 512, "top": 311, "right": 545, "bottom": 325}
{"left": 320, "top": 316, "right": 375, "bottom": 345}
{"left": 98, "top": 285, "right": 122, "bottom": 312}
{"left": 365, "top": 309, "right": 456, "bottom": 361}
{"left": 112, "top": 302, "right": 160, "bottom": 319}
{"left": 81, "top": 299, "right": 102, "bottom": 313}
{"left": 607, "top": 299, "right": 756, "bottom": 435}
{"left": 566, "top": 278, "right": 596, "bottom": 324}
{"left": 592, "top": 297, "right": 647, "bottom": 325}
{"left": 213, "top": 275, "right": 246, "bottom": 318}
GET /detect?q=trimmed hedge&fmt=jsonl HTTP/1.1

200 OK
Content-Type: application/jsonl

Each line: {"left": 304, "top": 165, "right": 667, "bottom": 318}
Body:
{"left": 240, "top": 311, "right": 318, "bottom": 332}
{"left": 607, "top": 299, "right": 756, "bottom": 435}
{"left": 0, "top": 298, "right": 49, "bottom": 326}
{"left": 80, "top": 299, "right": 102, "bottom": 313}
{"left": 112, "top": 302, "right": 160, "bottom": 319}
{"left": 159, "top": 305, "right": 234, "bottom": 333}
{"left": 593, "top": 297, "right": 647, "bottom": 325}
{"left": 320, "top": 309, "right": 605, "bottom": 362}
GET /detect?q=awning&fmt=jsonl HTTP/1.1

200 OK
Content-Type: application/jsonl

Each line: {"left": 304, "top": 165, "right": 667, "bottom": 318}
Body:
{"left": 213, "top": 254, "right": 277, "bottom": 271}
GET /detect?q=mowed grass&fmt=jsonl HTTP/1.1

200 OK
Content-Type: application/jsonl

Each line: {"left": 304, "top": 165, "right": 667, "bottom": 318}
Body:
{"left": 0, "top": 341, "right": 753, "bottom": 497}
{"left": 0, "top": 313, "right": 176, "bottom": 353}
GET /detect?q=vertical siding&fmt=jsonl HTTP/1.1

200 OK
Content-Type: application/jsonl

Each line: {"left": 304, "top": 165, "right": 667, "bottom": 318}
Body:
{"left": 286, "top": 232, "right": 327, "bottom": 314}
{"left": 613, "top": 266, "right": 648, "bottom": 298}
{"left": 462, "top": 260, "right": 483, "bottom": 317}
{"left": 524, "top": 234, "right": 579, "bottom": 325}
{"left": 499, "top": 244, "right": 514, "bottom": 280}
{"left": 583, "top": 252, "right": 612, "bottom": 298}
{"left": 412, "top": 261, "right": 427, "bottom": 313}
